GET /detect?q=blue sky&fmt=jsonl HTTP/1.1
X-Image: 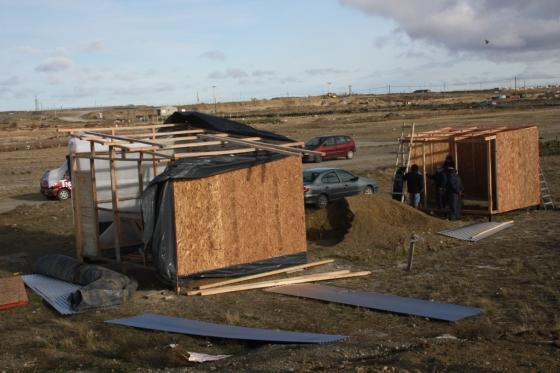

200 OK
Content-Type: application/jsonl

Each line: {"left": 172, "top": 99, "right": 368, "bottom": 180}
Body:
{"left": 1, "top": 0, "right": 559, "bottom": 111}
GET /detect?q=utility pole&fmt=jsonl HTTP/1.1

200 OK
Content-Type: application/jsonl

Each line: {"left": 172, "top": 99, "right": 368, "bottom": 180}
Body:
{"left": 326, "top": 81, "right": 331, "bottom": 95}
{"left": 514, "top": 76, "right": 517, "bottom": 91}
{"left": 196, "top": 91, "right": 200, "bottom": 103}
{"left": 34, "top": 96, "right": 39, "bottom": 111}
{"left": 348, "top": 84, "right": 352, "bottom": 96}
{"left": 212, "top": 85, "right": 217, "bottom": 113}
{"left": 388, "top": 84, "right": 391, "bottom": 94}
{"left": 443, "top": 81, "right": 446, "bottom": 92}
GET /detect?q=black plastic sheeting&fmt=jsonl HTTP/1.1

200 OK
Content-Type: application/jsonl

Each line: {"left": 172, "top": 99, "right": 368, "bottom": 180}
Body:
{"left": 164, "top": 111, "right": 292, "bottom": 142}
{"left": 267, "top": 284, "right": 482, "bottom": 322}
{"left": 142, "top": 112, "right": 305, "bottom": 284}
{"left": 106, "top": 313, "right": 345, "bottom": 344}
{"left": 35, "top": 255, "right": 137, "bottom": 311}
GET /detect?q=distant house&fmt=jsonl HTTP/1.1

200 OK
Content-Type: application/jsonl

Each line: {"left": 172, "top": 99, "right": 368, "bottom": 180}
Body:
{"left": 157, "top": 106, "right": 178, "bottom": 119}
{"left": 413, "top": 89, "right": 430, "bottom": 93}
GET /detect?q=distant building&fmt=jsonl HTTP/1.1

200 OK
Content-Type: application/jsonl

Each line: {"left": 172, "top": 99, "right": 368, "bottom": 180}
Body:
{"left": 413, "top": 89, "right": 430, "bottom": 93}
{"left": 157, "top": 106, "right": 178, "bottom": 119}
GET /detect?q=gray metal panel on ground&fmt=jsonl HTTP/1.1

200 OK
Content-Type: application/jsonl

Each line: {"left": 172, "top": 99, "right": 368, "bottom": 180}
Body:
{"left": 106, "top": 313, "right": 345, "bottom": 343}
{"left": 267, "top": 284, "right": 481, "bottom": 322}
{"left": 438, "top": 221, "right": 513, "bottom": 242}
{"left": 22, "top": 274, "right": 80, "bottom": 315}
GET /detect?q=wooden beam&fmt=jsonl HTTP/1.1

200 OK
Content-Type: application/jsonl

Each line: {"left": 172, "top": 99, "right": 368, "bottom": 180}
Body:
{"left": 197, "top": 259, "right": 335, "bottom": 290}
{"left": 197, "top": 134, "right": 323, "bottom": 156}
{"left": 83, "top": 131, "right": 163, "bottom": 147}
{"left": 89, "top": 142, "right": 100, "bottom": 255}
{"left": 58, "top": 123, "right": 179, "bottom": 133}
{"left": 109, "top": 146, "right": 122, "bottom": 262}
{"left": 188, "top": 270, "right": 371, "bottom": 296}
{"left": 486, "top": 139, "right": 493, "bottom": 214}
{"left": 422, "top": 142, "right": 427, "bottom": 208}
{"left": 71, "top": 153, "right": 83, "bottom": 260}
{"left": 174, "top": 148, "right": 258, "bottom": 158}
{"left": 126, "top": 129, "right": 204, "bottom": 138}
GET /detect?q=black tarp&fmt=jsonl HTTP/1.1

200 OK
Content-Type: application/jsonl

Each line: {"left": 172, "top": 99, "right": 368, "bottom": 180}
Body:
{"left": 142, "top": 113, "right": 306, "bottom": 284}
{"left": 165, "top": 111, "right": 291, "bottom": 142}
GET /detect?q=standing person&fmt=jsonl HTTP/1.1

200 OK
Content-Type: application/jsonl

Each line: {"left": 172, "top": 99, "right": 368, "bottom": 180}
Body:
{"left": 443, "top": 154, "right": 455, "bottom": 171}
{"left": 446, "top": 166, "right": 464, "bottom": 220}
{"left": 404, "top": 164, "right": 423, "bottom": 208}
{"left": 429, "top": 165, "right": 447, "bottom": 209}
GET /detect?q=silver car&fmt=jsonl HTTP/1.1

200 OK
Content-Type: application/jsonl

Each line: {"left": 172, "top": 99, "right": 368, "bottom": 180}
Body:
{"left": 303, "top": 168, "right": 379, "bottom": 208}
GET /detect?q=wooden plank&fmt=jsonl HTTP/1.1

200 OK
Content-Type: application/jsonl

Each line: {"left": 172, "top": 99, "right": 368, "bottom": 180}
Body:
{"left": 470, "top": 220, "right": 514, "bottom": 240}
{"left": 189, "top": 271, "right": 372, "bottom": 296}
{"left": 126, "top": 129, "right": 204, "bottom": 138}
{"left": 197, "top": 259, "right": 335, "bottom": 290}
{"left": 422, "top": 142, "right": 427, "bottom": 208}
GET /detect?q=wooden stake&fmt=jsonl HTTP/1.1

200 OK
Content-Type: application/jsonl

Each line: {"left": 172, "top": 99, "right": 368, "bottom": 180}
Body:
{"left": 197, "top": 259, "right": 335, "bottom": 290}
{"left": 406, "top": 234, "right": 416, "bottom": 272}
{"left": 188, "top": 270, "right": 371, "bottom": 296}
{"left": 486, "top": 140, "right": 493, "bottom": 215}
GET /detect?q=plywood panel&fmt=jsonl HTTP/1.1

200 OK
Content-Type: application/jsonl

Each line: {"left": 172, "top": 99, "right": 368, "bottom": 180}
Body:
{"left": 495, "top": 127, "right": 540, "bottom": 212}
{"left": 73, "top": 171, "right": 99, "bottom": 256}
{"left": 173, "top": 156, "right": 306, "bottom": 276}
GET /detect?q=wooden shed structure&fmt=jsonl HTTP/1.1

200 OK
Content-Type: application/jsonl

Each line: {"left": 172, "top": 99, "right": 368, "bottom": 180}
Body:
{"left": 60, "top": 112, "right": 322, "bottom": 282}
{"left": 403, "top": 126, "right": 540, "bottom": 215}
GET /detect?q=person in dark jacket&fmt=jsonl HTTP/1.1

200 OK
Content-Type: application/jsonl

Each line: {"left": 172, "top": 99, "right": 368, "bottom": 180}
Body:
{"left": 404, "top": 164, "right": 423, "bottom": 208}
{"left": 429, "top": 165, "right": 448, "bottom": 209}
{"left": 392, "top": 166, "right": 406, "bottom": 201}
{"left": 446, "top": 166, "right": 464, "bottom": 220}
{"left": 443, "top": 154, "right": 455, "bottom": 171}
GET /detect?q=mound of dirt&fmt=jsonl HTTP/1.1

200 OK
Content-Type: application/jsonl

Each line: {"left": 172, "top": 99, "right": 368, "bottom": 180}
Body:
{"left": 306, "top": 194, "right": 455, "bottom": 264}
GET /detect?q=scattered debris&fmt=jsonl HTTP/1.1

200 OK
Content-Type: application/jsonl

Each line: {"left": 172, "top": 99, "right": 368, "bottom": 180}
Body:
{"left": 0, "top": 276, "right": 28, "bottom": 310}
{"left": 266, "top": 284, "right": 481, "bottom": 322}
{"left": 186, "top": 352, "right": 231, "bottom": 363}
{"left": 106, "top": 313, "right": 345, "bottom": 344}
{"left": 438, "top": 221, "right": 513, "bottom": 241}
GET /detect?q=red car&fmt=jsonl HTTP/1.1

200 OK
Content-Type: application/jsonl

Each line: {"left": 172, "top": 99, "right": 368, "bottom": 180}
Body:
{"left": 304, "top": 135, "right": 356, "bottom": 162}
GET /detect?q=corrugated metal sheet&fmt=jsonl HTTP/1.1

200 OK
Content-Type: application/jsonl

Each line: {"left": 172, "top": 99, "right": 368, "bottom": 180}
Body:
{"left": 267, "top": 284, "right": 481, "bottom": 322}
{"left": 438, "top": 221, "right": 513, "bottom": 241}
{"left": 106, "top": 313, "right": 345, "bottom": 343}
{"left": 22, "top": 274, "right": 80, "bottom": 315}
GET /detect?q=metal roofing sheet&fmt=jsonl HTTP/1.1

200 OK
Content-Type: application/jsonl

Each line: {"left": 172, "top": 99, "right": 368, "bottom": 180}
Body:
{"left": 22, "top": 274, "right": 80, "bottom": 315}
{"left": 106, "top": 313, "right": 345, "bottom": 344}
{"left": 438, "top": 221, "right": 513, "bottom": 242}
{"left": 267, "top": 284, "right": 481, "bottom": 322}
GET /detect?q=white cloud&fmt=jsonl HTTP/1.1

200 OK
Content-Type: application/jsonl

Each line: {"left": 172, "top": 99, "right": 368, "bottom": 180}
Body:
{"left": 0, "top": 76, "right": 21, "bottom": 86}
{"left": 252, "top": 69, "right": 275, "bottom": 77}
{"left": 208, "top": 68, "right": 248, "bottom": 79}
{"left": 340, "top": 0, "right": 560, "bottom": 59}
{"left": 35, "top": 57, "right": 74, "bottom": 73}
{"left": 82, "top": 40, "right": 105, "bottom": 52}
{"left": 305, "top": 68, "right": 348, "bottom": 76}
{"left": 201, "top": 50, "right": 226, "bottom": 61}
{"left": 15, "top": 46, "right": 41, "bottom": 55}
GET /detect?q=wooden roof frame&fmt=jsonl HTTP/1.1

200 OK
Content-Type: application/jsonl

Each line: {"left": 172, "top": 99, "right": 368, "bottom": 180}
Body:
{"left": 402, "top": 126, "right": 535, "bottom": 144}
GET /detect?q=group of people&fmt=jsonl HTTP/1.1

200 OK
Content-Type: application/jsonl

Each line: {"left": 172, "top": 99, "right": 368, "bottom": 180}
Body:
{"left": 403, "top": 155, "right": 464, "bottom": 220}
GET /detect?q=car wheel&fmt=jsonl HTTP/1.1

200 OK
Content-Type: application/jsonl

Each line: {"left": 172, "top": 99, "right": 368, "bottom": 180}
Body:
{"left": 314, "top": 154, "right": 323, "bottom": 163}
{"left": 363, "top": 186, "right": 374, "bottom": 195}
{"left": 57, "top": 188, "right": 71, "bottom": 201}
{"left": 316, "top": 194, "right": 328, "bottom": 209}
{"left": 346, "top": 150, "right": 354, "bottom": 159}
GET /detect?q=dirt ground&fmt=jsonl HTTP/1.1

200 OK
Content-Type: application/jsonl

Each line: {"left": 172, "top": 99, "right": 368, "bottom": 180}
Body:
{"left": 0, "top": 91, "right": 559, "bottom": 372}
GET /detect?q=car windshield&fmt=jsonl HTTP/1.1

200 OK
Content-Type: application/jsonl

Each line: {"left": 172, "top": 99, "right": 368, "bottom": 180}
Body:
{"left": 303, "top": 171, "right": 321, "bottom": 183}
{"left": 305, "top": 137, "right": 323, "bottom": 147}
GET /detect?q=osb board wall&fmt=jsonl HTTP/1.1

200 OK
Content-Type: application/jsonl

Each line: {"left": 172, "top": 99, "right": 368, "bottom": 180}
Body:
{"left": 173, "top": 156, "right": 306, "bottom": 276}
{"left": 456, "top": 141, "right": 488, "bottom": 200}
{"left": 495, "top": 127, "right": 540, "bottom": 212}
{"left": 409, "top": 142, "right": 451, "bottom": 174}
{"left": 73, "top": 171, "right": 98, "bottom": 257}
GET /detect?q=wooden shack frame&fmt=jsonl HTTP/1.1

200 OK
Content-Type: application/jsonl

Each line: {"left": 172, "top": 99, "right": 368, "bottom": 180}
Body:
{"left": 59, "top": 123, "right": 323, "bottom": 274}
{"left": 402, "top": 126, "right": 540, "bottom": 216}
